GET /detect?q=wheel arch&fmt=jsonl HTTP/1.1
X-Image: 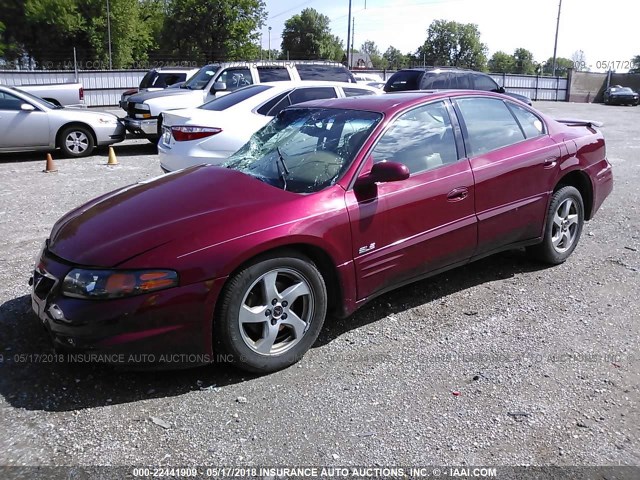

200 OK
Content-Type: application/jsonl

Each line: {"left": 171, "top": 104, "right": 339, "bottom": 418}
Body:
{"left": 220, "top": 242, "right": 345, "bottom": 318}
{"left": 55, "top": 122, "right": 97, "bottom": 149}
{"left": 554, "top": 169, "right": 594, "bottom": 220}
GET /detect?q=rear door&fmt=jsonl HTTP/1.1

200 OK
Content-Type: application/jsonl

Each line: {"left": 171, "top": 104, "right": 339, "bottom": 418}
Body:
{"left": 345, "top": 100, "right": 477, "bottom": 300}
{"left": 453, "top": 96, "right": 560, "bottom": 256}
{"left": 0, "top": 92, "right": 49, "bottom": 149}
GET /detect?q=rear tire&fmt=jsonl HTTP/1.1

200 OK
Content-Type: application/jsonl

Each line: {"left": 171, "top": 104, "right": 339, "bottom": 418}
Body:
{"left": 528, "top": 186, "right": 584, "bottom": 264}
{"left": 214, "top": 251, "right": 327, "bottom": 373}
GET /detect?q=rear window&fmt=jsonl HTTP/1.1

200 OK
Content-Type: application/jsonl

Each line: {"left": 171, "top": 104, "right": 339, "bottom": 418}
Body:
{"left": 153, "top": 73, "right": 187, "bottom": 88}
{"left": 199, "top": 85, "right": 272, "bottom": 111}
{"left": 296, "top": 64, "right": 354, "bottom": 83}
{"left": 384, "top": 70, "right": 422, "bottom": 92}
{"left": 257, "top": 67, "right": 291, "bottom": 82}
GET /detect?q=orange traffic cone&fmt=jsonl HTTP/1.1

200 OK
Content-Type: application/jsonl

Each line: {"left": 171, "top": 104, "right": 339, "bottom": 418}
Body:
{"left": 107, "top": 146, "right": 118, "bottom": 166}
{"left": 43, "top": 153, "right": 58, "bottom": 173}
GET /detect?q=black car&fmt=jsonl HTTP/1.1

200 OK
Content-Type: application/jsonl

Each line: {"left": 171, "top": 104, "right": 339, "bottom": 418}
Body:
{"left": 603, "top": 86, "right": 639, "bottom": 106}
{"left": 384, "top": 68, "right": 533, "bottom": 105}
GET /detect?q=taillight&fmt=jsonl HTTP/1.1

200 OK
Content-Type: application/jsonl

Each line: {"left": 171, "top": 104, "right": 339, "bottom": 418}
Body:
{"left": 79, "top": 87, "right": 84, "bottom": 101}
{"left": 171, "top": 126, "right": 222, "bottom": 142}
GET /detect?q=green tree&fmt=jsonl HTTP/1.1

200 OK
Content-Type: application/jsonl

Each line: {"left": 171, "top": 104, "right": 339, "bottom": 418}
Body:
{"left": 382, "top": 46, "right": 407, "bottom": 69}
{"left": 512, "top": 47, "right": 535, "bottom": 74}
{"left": 281, "top": 8, "right": 343, "bottom": 60}
{"left": 163, "top": 0, "right": 266, "bottom": 62}
{"left": 631, "top": 55, "right": 640, "bottom": 74}
{"left": 416, "top": 19, "right": 487, "bottom": 70}
{"left": 488, "top": 51, "right": 514, "bottom": 73}
{"left": 541, "top": 56, "right": 573, "bottom": 76}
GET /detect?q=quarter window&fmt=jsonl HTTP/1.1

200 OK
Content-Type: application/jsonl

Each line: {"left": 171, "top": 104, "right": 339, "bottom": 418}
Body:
{"left": 456, "top": 97, "right": 525, "bottom": 156}
{"left": 371, "top": 101, "right": 459, "bottom": 174}
{"left": 507, "top": 103, "right": 545, "bottom": 138}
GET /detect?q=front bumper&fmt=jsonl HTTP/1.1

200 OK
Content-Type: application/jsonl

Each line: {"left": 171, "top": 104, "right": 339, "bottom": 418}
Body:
{"left": 95, "top": 121, "right": 126, "bottom": 146}
{"left": 124, "top": 116, "right": 159, "bottom": 138}
{"left": 607, "top": 96, "right": 639, "bottom": 105}
{"left": 30, "top": 247, "right": 223, "bottom": 368}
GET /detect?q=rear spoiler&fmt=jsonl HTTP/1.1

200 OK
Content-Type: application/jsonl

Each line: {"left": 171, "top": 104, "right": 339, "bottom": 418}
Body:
{"left": 555, "top": 118, "right": 604, "bottom": 128}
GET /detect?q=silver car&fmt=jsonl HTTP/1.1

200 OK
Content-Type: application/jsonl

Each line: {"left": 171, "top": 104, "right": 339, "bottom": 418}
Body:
{"left": 0, "top": 86, "right": 125, "bottom": 157}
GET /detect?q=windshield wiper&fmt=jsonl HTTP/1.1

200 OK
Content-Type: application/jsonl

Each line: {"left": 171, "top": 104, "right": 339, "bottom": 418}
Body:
{"left": 275, "top": 146, "right": 290, "bottom": 191}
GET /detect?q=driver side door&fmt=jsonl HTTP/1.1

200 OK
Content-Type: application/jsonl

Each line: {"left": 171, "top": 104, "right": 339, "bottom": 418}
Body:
{"left": 0, "top": 92, "right": 49, "bottom": 150}
{"left": 345, "top": 100, "right": 477, "bottom": 300}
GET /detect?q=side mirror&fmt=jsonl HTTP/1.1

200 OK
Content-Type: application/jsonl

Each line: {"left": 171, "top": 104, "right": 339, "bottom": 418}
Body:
{"left": 211, "top": 81, "right": 227, "bottom": 92}
{"left": 497, "top": 86, "right": 506, "bottom": 94}
{"left": 20, "top": 103, "right": 36, "bottom": 111}
{"left": 355, "top": 161, "right": 409, "bottom": 188}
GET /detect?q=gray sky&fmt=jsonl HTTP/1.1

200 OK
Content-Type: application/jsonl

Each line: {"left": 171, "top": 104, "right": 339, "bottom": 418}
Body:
{"left": 259, "top": 0, "right": 639, "bottom": 71}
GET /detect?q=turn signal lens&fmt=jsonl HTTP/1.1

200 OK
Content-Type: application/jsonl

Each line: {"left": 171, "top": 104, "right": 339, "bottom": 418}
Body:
{"left": 62, "top": 269, "right": 178, "bottom": 299}
{"left": 171, "top": 126, "right": 222, "bottom": 142}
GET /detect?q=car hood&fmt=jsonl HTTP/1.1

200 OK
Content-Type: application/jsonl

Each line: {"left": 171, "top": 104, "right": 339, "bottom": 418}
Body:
{"left": 128, "top": 88, "right": 201, "bottom": 104}
{"left": 48, "top": 166, "right": 289, "bottom": 267}
{"left": 55, "top": 108, "right": 120, "bottom": 121}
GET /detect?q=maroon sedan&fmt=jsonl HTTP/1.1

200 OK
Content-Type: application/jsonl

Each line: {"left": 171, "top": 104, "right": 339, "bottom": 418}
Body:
{"left": 31, "top": 92, "right": 613, "bottom": 373}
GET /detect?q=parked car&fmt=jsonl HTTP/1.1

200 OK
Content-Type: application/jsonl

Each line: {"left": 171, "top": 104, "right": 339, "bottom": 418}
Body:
{"left": 31, "top": 91, "right": 612, "bottom": 372}
{"left": 384, "top": 68, "right": 533, "bottom": 105}
{"left": 119, "top": 67, "right": 199, "bottom": 110}
{"left": 0, "top": 86, "right": 124, "bottom": 157}
{"left": 603, "top": 85, "right": 639, "bottom": 106}
{"left": 353, "top": 72, "right": 383, "bottom": 83}
{"left": 158, "top": 81, "right": 380, "bottom": 172}
{"left": 13, "top": 83, "right": 85, "bottom": 108}
{"left": 123, "top": 61, "right": 357, "bottom": 142}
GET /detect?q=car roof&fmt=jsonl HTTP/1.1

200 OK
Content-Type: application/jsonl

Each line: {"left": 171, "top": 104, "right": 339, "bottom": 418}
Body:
{"left": 251, "top": 80, "right": 376, "bottom": 90}
{"left": 294, "top": 90, "right": 512, "bottom": 113}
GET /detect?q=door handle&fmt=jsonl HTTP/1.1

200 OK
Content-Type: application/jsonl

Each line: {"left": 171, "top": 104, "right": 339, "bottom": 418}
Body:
{"left": 447, "top": 187, "right": 469, "bottom": 202}
{"left": 543, "top": 157, "right": 558, "bottom": 169}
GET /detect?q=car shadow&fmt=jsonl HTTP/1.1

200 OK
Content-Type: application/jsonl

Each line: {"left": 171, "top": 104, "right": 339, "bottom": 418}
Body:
{"left": 315, "top": 249, "right": 550, "bottom": 346}
{"left": 95, "top": 141, "right": 157, "bottom": 158}
{"left": 0, "top": 250, "right": 548, "bottom": 412}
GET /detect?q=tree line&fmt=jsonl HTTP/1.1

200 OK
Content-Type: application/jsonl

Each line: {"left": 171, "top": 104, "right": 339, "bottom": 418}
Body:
{"left": 1, "top": 2, "right": 639, "bottom": 75}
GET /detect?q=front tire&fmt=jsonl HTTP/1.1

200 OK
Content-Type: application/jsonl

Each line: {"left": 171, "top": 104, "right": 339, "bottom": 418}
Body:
{"left": 214, "top": 251, "right": 327, "bottom": 373}
{"left": 59, "top": 125, "right": 95, "bottom": 157}
{"left": 528, "top": 186, "right": 584, "bottom": 264}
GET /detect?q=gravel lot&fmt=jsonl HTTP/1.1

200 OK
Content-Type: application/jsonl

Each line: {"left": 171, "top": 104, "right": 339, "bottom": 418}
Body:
{"left": 0, "top": 102, "right": 638, "bottom": 470}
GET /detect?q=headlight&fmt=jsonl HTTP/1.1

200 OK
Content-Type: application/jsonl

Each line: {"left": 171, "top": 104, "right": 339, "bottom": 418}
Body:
{"left": 134, "top": 103, "right": 149, "bottom": 110}
{"left": 62, "top": 269, "right": 178, "bottom": 299}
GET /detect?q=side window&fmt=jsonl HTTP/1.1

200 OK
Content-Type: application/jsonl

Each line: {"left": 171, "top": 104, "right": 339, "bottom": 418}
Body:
{"left": 422, "top": 73, "right": 450, "bottom": 89}
{"left": 296, "top": 65, "right": 352, "bottom": 82}
{"left": 371, "top": 101, "right": 459, "bottom": 175}
{"left": 256, "top": 91, "right": 291, "bottom": 116}
{"left": 452, "top": 73, "right": 472, "bottom": 89}
{"left": 472, "top": 74, "right": 500, "bottom": 91}
{"left": 217, "top": 68, "right": 253, "bottom": 91}
{"left": 507, "top": 103, "right": 545, "bottom": 138}
{"left": 257, "top": 67, "right": 291, "bottom": 82}
{"left": 289, "top": 87, "right": 337, "bottom": 104}
{"left": 343, "top": 87, "right": 376, "bottom": 97}
{"left": 455, "top": 97, "right": 525, "bottom": 156}
{"left": 0, "top": 91, "right": 25, "bottom": 110}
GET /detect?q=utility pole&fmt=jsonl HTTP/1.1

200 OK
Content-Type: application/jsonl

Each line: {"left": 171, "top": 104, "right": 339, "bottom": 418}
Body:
{"left": 346, "top": 0, "right": 352, "bottom": 68}
{"left": 106, "top": 0, "right": 113, "bottom": 69}
{"left": 551, "top": 0, "right": 562, "bottom": 76}
{"left": 268, "top": 27, "right": 272, "bottom": 61}
{"left": 351, "top": 18, "right": 355, "bottom": 68}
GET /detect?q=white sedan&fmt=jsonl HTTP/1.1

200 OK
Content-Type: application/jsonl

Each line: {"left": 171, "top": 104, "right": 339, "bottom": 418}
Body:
{"left": 0, "top": 85, "right": 125, "bottom": 157}
{"left": 157, "top": 81, "right": 379, "bottom": 172}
